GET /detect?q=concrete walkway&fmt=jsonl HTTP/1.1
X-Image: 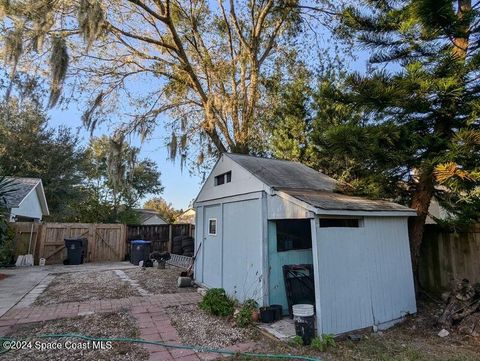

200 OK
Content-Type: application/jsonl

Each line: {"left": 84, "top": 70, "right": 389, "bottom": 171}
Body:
{"left": 0, "top": 262, "right": 136, "bottom": 318}
{"left": 0, "top": 268, "right": 48, "bottom": 318}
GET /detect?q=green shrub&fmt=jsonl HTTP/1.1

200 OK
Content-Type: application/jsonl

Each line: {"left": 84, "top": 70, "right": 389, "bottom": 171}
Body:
{"left": 234, "top": 299, "right": 258, "bottom": 327}
{"left": 310, "top": 334, "right": 336, "bottom": 352}
{"left": 0, "top": 225, "right": 15, "bottom": 266}
{"left": 199, "top": 288, "right": 235, "bottom": 317}
{"left": 290, "top": 335, "right": 304, "bottom": 347}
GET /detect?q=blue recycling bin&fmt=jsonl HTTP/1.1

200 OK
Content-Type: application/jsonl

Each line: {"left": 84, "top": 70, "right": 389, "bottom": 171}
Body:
{"left": 130, "top": 240, "right": 151, "bottom": 265}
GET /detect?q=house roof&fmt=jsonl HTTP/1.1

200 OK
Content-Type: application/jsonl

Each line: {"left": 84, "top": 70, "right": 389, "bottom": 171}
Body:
{"left": 225, "top": 154, "right": 414, "bottom": 214}
{"left": 2, "top": 177, "right": 49, "bottom": 215}
{"left": 134, "top": 209, "right": 168, "bottom": 224}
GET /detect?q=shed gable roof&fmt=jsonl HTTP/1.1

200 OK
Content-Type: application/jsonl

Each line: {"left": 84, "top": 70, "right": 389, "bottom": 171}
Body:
{"left": 226, "top": 153, "right": 337, "bottom": 191}
{"left": 225, "top": 154, "right": 414, "bottom": 214}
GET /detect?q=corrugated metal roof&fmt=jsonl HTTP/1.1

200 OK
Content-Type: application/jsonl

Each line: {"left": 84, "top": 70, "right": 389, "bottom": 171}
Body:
{"left": 2, "top": 177, "right": 41, "bottom": 208}
{"left": 226, "top": 154, "right": 338, "bottom": 191}
{"left": 281, "top": 189, "right": 413, "bottom": 213}
{"left": 225, "top": 154, "right": 414, "bottom": 214}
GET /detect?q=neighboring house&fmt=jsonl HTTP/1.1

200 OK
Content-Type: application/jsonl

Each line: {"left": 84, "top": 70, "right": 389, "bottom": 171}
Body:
{"left": 175, "top": 208, "right": 195, "bottom": 224}
{"left": 4, "top": 177, "right": 49, "bottom": 222}
{"left": 426, "top": 195, "right": 451, "bottom": 224}
{"left": 194, "top": 153, "right": 417, "bottom": 336}
{"left": 134, "top": 209, "right": 168, "bottom": 225}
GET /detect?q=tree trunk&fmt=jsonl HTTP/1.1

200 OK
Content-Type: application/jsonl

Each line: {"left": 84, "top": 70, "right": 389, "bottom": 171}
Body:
{"left": 453, "top": 0, "right": 471, "bottom": 59}
{"left": 408, "top": 170, "right": 435, "bottom": 292}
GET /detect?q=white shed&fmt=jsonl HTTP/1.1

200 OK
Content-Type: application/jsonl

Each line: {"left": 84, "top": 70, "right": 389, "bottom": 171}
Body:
{"left": 4, "top": 177, "right": 49, "bottom": 222}
{"left": 194, "top": 154, "right": 417, "bottom": 335}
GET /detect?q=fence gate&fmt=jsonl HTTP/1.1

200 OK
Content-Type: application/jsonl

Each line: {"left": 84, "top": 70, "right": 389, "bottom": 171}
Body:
{"left": 37, "top": 223, "right": 126, "bottom": 264}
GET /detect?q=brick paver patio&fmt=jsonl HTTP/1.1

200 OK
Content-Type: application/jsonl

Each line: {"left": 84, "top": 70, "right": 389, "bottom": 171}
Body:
{"left": 0, "top": 291, "right": 257, "bottom": 361}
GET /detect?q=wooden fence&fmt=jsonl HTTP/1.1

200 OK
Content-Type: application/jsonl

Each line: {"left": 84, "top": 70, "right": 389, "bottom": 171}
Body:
{"left": 9, "top": 222, "right": 195, "bottom": 265}
{"left": 10, "top": 222, "right": 127, "bottom": 264}
{"left": 419, "top": 224, "right": 480, "bottom": 292}
{"left": 126, "top": 224, "right": 194, "bottom": 254}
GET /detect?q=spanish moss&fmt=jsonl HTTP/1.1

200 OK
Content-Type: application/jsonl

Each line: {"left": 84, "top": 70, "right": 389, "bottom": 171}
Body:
{"left": 78, "top": 0, "right": 105, "bottom": 50}
{"left": 48, "top": 35, "right": 69, "bottom": 107}
{"left": 168, "top": 131, "right": 178, "bottom": 160}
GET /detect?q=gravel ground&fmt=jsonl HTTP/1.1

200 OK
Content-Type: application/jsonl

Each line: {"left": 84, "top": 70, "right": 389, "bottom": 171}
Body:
{"left": 229, "top": 300, "right": 480, "bottom": 361}
{"left": 167, "top": 304, "right": 258, "bottom": 349}
{"left": 34, "top": 270, "right": 140, "bottom": 306}
{"left": 0, "top": 311, "right": 149, "bottom": 361}
{"left": 124, "top": 265, "right": 196, "bottom": 294}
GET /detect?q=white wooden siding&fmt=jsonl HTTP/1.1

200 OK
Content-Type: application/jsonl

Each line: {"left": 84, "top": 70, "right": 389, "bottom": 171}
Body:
{"left": 10, "top": 189, "right": 43, "bottom": 221}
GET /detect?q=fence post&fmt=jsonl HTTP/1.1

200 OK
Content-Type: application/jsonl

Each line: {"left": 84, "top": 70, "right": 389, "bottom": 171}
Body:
{"left": 168, "top": 224, "right": 173, "bottom": 253}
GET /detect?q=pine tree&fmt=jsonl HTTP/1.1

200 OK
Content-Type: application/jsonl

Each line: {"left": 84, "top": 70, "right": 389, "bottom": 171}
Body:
{"left": 328, "top": 0, "right": 480, "bottom": 279}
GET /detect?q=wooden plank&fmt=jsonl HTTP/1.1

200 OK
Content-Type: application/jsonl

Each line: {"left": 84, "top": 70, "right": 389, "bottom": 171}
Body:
{"left": 168, "top": 224, "right": 173, "bottom": 253}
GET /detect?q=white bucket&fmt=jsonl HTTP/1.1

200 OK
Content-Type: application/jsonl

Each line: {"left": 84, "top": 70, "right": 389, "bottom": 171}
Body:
{"left": 292, "top": 304, "right": 314, "bottom": 317}
{"left": 39, "top": 258, "right": 46, "bottom": 267}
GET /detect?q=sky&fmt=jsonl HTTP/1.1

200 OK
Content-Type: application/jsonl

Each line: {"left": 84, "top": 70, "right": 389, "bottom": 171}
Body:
{"left": 48, "top": 105, "right": 203, "bottom": 210}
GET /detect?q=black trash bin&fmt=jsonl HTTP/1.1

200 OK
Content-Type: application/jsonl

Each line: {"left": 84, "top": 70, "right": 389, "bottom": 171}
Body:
{"left": 64, "top": 237, "right": 88, "bottom": 265}
{"left": 130, "top": 240, "right": 151, "bottom": 265}
{"left": 282, "top": 264, "right": 315, "bottom": 317}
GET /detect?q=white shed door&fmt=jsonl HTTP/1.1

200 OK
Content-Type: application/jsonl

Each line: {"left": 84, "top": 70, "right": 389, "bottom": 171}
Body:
{"left": 203, "top": 205, "right": 222, "bottom": 288}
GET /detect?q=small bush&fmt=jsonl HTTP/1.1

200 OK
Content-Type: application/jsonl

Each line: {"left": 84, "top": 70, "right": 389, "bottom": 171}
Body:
{"left": 311, "top": 334, "right": 336, "bottom": 352}
{"left": 0, "top": 225, "right": 15, "bottom": 266}
{"left": 199, "top": 288, "right": 235, "bottom": 317}
{"left": 290, "top": 335, "right": 304, "bottom": 347}
{"left": 234, "top": 299, "right": 258, "bottom": 327}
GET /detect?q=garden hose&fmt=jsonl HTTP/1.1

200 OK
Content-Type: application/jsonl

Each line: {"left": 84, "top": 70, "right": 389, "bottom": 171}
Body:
{"left": 0, "top": 333, "right": 322, "bottom": 361}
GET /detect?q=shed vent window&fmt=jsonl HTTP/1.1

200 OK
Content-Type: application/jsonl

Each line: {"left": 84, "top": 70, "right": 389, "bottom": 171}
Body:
{"left": 214, "top": 171, "right": 232, "bottom": 186}
{"left": 276, "top": 219, "right": 312, "bottom": 252}
{"left": 208, "top": 219, "right": 217, "bottom": 235}
{"left": 319, "top": 218, "right": 361, "bottom": 228}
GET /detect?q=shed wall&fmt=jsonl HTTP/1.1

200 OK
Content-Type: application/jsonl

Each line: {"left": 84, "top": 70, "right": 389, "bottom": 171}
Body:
{"left": 267, "top": 195, "right": 314, "bottom": 219}
{"left": 315, "top": 216, "right": 416, "bottom": 335}
{"left": 195, "top": 156, "right": 267, "bottom": 203}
